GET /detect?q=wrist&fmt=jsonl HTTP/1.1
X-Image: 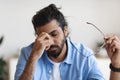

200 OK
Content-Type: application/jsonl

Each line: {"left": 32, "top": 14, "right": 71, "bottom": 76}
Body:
{"left": 30, "top": 51, "right": 41, "bottom": 61}
{"left": 111, "top": 61, "right": 120, "bottom": 68}
{"left": 31, "top": 49, "right": 44, "bottom": 59}
{"left": 110, "top": 63, "right": 120, "bottom": 72}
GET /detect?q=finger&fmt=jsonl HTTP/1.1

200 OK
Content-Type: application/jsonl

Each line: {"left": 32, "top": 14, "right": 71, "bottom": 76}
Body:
{"left": 106, "top": 37, "right": 119, "bottom": 52}
{"left": 110, "top": 37, "right": 120, "bottom": 48}
{"left": 35, "top": 32, "right": 45, "bottom": 41}
{"left": 43, "top": 40, "right": 53, "bottom": 50}
{"left": 110, "top": 40, "right": 120, "bottom": 52}
{"left": 105, "top": 40, "right": 113, "bottom": 58}
{"left": 106, "top": 44, "right": 113, "bottom": 56}
{"left": 34, "top": 33, "right": 51, "bottom": 49}
{"left": 37, "top": 32, "right": 51, "bottom": 41}
{"left": 104, "top": 35, "right": 120, "bottom": 43}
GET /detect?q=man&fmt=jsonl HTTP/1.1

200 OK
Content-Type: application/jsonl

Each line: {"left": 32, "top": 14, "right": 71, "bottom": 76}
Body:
{"left": 15, "top": 4, "right": 120, "bottom": 80}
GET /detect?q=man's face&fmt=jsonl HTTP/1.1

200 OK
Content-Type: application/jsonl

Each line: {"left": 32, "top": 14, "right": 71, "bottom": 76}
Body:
{"left": 36, "top": 20, "right": 68, "bottom": 58}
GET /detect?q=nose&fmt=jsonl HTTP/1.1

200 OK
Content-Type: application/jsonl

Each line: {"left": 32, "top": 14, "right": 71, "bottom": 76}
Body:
{"left": 49, "top": 37, "right": 54, "bottom": 45}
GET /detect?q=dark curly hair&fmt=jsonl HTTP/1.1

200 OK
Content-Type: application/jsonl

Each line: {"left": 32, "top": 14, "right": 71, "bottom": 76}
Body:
{"left": 32, "top": 4, "right": 68, "bottom": 34}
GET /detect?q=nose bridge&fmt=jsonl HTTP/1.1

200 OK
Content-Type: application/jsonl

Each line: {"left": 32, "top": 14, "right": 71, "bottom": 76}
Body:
{"left": 49, "top": 36, "right": 54, "bottom": 45}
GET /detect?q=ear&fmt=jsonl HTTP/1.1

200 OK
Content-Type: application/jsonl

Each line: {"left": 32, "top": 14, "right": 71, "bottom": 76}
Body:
{"left": 63, "top": 26, "right": 68, "bottom": 37}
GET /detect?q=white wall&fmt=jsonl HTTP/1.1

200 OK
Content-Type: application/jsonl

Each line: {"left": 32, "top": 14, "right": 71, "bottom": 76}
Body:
{"left": 0, "top": 0, "right": 120, "bottom": 59}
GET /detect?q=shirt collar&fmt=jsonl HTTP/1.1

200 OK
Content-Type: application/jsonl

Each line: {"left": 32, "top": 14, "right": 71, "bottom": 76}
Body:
{"left": 63, "top": 38, "right": 73, "bottom": 64}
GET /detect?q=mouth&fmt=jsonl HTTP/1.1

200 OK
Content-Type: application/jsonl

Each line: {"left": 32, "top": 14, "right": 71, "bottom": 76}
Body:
{"left": 49, "top": 47, "right": 57, "bottom": 51}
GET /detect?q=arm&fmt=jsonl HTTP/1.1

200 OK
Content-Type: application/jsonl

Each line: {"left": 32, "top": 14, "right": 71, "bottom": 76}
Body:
{"left": 104, "top": 35, "right": 120, "bottom": 80}
{"left": 19, "top": 50, "right": 42, "bottom": 80}
{"left": 110, "top": 71, "right": 120, "bottom": 80}
{"left": 19, "top": 32, "right": 53, "bottom": 80}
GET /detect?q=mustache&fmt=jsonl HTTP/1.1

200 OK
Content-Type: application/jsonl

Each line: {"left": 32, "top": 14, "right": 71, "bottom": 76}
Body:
{"left": 49, "top": 45, "right": 59, "bottom": 48}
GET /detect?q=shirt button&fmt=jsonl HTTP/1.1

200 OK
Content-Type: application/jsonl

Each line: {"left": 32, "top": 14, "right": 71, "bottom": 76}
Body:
{"left": 49, "top": 70, "right": 52, "bottom": 73}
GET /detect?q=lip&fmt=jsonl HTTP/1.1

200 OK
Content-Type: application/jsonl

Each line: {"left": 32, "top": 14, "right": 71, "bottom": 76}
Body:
{"left": 49, "top": 47, "right": 57, "bottom": 51}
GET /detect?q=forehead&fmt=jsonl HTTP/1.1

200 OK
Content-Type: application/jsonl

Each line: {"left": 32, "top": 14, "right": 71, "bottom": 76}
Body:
{"left": 36, "top": 20, "right": 62, "bottom": 34}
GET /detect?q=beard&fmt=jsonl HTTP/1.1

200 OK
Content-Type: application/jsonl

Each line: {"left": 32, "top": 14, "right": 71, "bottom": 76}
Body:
{"left": 47, "top": 38, "right": 66, "bottom": 58}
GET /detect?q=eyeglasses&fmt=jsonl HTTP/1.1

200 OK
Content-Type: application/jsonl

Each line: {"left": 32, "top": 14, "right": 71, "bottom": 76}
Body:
{"left": 86, "top": 22, "right": 105, "bottom": 49}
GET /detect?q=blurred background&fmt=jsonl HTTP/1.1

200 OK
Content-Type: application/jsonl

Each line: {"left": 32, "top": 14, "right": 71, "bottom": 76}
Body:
{"left": 0, "top": 0, "right": 120, "bottom": 80}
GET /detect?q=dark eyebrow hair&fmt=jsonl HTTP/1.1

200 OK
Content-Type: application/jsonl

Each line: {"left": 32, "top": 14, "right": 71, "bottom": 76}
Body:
{"left": 49, "top": 30, "right": 57, "bottom": 34}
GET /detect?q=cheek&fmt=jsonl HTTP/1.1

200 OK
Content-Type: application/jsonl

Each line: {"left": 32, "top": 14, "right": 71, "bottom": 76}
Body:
{"left": 53, "top": 38, "right": 61, "bottom": 45}
{"left": 52, "top": 32, "right": 65, "bottom": 45}
{"left": 53, "top": 37, "right": 64, "bottom": 46}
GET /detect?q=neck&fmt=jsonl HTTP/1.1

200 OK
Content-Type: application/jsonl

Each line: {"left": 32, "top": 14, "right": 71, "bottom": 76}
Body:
{"left": 49, "top": 43, "right": 67, "bottom": 63}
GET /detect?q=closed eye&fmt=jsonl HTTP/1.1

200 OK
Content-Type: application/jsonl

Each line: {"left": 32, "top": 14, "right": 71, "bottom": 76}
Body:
{"left": 49, "top": 30, "right": 58, "bottom": 37}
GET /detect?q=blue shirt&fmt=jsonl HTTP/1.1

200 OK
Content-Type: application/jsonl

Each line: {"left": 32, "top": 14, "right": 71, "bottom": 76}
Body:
{"left": 15, "top": 39, "right": 105, "bottom": 80}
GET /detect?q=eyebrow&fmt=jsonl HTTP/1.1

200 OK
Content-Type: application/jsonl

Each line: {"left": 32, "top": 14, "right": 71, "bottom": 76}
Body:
{"left": 48, "top": 30, "right": 57, "bottom": 35}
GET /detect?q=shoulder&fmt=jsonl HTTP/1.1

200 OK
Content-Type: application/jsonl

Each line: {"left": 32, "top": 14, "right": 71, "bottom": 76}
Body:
{"left": 20, "top": 42, "right": 34, "bottom": 60}
{"left": 70, "top": 40, "right": 94, "bottom": 57}
{"left": 21, "top": 42, "right": 34, "bottom": 52}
